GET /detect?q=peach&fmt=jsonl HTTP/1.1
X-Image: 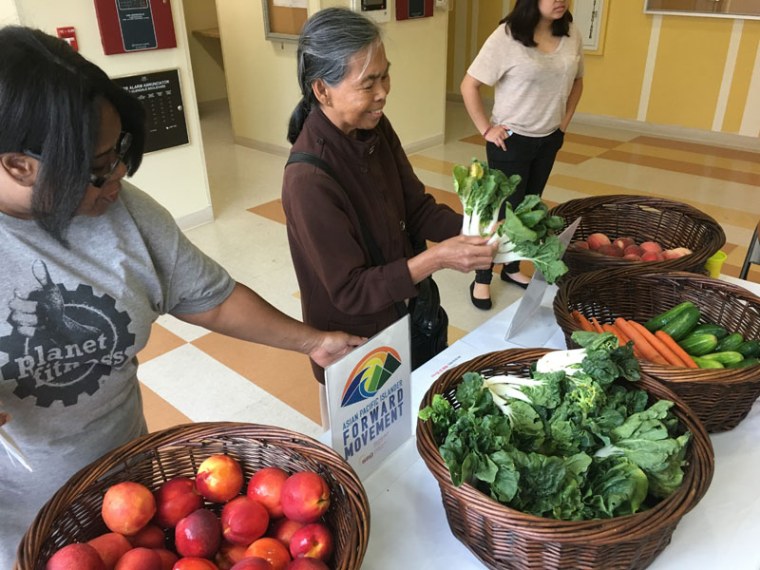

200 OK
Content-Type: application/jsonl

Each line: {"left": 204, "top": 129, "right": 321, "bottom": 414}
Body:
{"left": 196, "top": 455, "right": 244, "bottom": 503}
{"left": 154, "top": 477, "right": 204, "bottom": 529}
{"left": 612, "top": 236, "right": 636, "bottom": 250}
{"left": 230, "top": 558, "right": 274, "bottom": 570}
{"left": 215, "top": 541, "right": 248, "bottom": 570}
{"left": 570, "top": 240, "right": 589, "bottom": 250}
{"left": 87, "top": 532, "right": 132, "bottom": 570}
{"left": 285, "top": 559, "right": 329, "bottom": 570}
{"left": 172, "top": 558, "right": 220, "bottom": 570}
{"left": 586, "top": 233, "right": 611, "bottom": 250}
{"left": 244, "top": 538, "right": 291, "bottom": 570}
{"left": 622, "top": 254, "right": 641, "bottom": 261}
{"left": 597, "top": 244, "right": 624, "bottom": 257}
{"left": 102, "top": 481, "right": 156, "bottom": 536}
{"left": 623, "top": 244, "right": 644, "bottom": 257}
{"left": 280, "top": 472, "right": 330, "bottom": 524}
{"left": 640, "top": 241, "right": 663, "bottom": 253}
{"left": 662, "top": 247, "right": 693, "bottom": 259}
{"left": 221, "top": 496, "right": 270, "bottom": 546}
{"left": 641, "top": 251, "right": 664, "bottom": 262}
{"left": 46, "top": 543, "right": 106, "bottom": 570}
{"left": 115, "top": 547, "right": 162, "bottom": 570}
{"left": 269, "top": 518, "right": 305, "bottom": 548}
{"left": 129, "top": 523, "right": 166, "bottom": 549}
{"left": 175, "top": 508, "right": 222, "bottom": 559}
{"left": 154, "top": 548, "right": 179, "bottom": 570}
{"left": 247, "top": 467, "right": 289, "bottom": 518}
{"left": 288, "top": 523, "right": 333, "bottom": 562}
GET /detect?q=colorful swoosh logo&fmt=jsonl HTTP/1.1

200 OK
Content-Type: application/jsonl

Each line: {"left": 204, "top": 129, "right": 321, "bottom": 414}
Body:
{"left": 340, "top": 347, "right": 402, "bottom": 407}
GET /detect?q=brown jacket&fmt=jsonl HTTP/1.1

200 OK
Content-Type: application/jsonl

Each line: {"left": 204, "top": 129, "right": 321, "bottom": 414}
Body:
{"left": 282, "top": 109, "right": 462, "bottom": 380}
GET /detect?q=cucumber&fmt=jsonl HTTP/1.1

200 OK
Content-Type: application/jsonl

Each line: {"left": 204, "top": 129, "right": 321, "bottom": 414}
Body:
{"left": 659, "top": 306, "right": 701, "bottom": 341}
{"left": 737, "top": 340, "right": 760, "bottom": 358}
{"left": 700, "top": 351, "right": 745, "bottom": 365}
{"left": 728, "top": 357, "right": 760, "bottom": 369}
{"left": 690, "top": 323, "right": 729, "bottom": 340}
{"left": 678, "top": 333, "right": 718, "bottom": 356}
{"left": 692, "top": 356, "right": 725, "bottom": 369}
{"left": 644, "top": 301, "right": 697, "bottom": 332}
{"left": 715, "top": 332, "right": 744, "bottom": 352}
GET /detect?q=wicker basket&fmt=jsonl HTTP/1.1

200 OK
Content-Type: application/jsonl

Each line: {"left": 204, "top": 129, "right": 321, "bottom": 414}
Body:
{"left": 549, "top": 195, "right": 725, "bottom": 278}
{"left": 15, "top": 422, "right": 370, "bottom": 570}
{"left": 416, "top": 348, "right": 714, "bottom": 570}
{"left": 554, "top": 269, "right": 760, "bottom": 432}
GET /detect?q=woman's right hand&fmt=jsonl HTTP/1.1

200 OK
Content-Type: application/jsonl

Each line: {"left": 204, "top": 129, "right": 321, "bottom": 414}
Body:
{"left": 485, "top": 124, "right": 511, "bottom": 151}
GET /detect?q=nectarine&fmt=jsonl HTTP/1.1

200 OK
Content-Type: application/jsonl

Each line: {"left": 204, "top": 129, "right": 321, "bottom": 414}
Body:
{"left": 153, "top": 548, "right": 179, "bottom": 570}
{"left": 247, "top": 467, "right": 289, "bottom": 518}
{"left": 244, "top": 538, "right": 291, "bottom": 570}
{"left": 221, "top": 496, "right": 270, "bottom": 545}
{"left": 285, "top": 559, "right": 329, "bottom": 570}
{"left": 230, "top": 558, "right": 274, "bottom": 570}
{"left": 288, "top": 523, "right": 333, "bottom": 562}
{"left": 269, "top": 518, "right": 305, "bottom": 548}
{"left": 101, "top": 481, "right": 156, "bottom": 536}
{"left": 114, "top": 547, "right": 162, "bottom": 570}
{"left": 586, "top": 233, "right": 611, "bottom": 250}
{"left": 172, "top": 557, "right": 220, "bottom": 570}
{"left": 129, "top": 523, "right": 166, "bottom": 549}
{"left": 280, "top": 472, "right": 330, "bottom": 524}
{"left": 196, "top": 455, "right": 244, "bottom": 503}
{"left": 175, "top": 508, "right": 222, "bottom": 559}
{"left": 87, "top": 532, "right": 132, "bottom": 570}
{"left": 154, "top": 477, "right": 203, "bottom": 529}
{"left": 46, "top": 543, "right": 106, "bottom": 570}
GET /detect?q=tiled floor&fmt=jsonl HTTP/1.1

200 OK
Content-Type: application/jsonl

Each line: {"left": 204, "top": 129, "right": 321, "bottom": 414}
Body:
{"left": 138, "top": 100, "right": 760, "bottom": 436}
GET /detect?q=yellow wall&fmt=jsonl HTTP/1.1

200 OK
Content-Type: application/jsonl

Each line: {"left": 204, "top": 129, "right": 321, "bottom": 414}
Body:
{"left": 447, "top": 0, "right": 760, "bottom": 138}
{"left": 218, "top": 0, "right": 451, "bottom": 152}
{"left": 184, "top": 0, "right": 228, "bottom": 104}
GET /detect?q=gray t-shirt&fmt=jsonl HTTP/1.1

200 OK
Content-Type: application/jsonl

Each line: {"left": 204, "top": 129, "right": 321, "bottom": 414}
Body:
{"left": 467, "top": 23, "right": 584, "bottom": 137}
{"left": 0, "top": 182, "right": 235, "bottom": 567}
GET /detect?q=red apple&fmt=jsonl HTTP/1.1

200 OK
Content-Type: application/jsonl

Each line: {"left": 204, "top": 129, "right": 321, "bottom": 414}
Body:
{"left": 129, "top": 523, "right": 165, "bottom": 549}
{"left": 586, "top": 233, "right": 611, "bottom": 250}
{"left": 46, "top": 543, "right": 106, "bottom": 570}
{"left": 87, "top": 532, "right": 132, "bottom": 570}
{"left": 269, "top": 518, "right": 305, "bottom": 547}
{"left": 280, "top": 472, "right": 330, "bottom": 524}
{"left": 175, "top": 508, "right": 222, "bottom": 559}
{"left": 288, "top": 523, "right": 333, "bottom": 562}
{"left": 230, "top": 558, "right": 274, "bottom": 570}
{"left": 221, "top": 496, "right": 270, "bottom": 545}
{"left": 102, "top": 481, "right": 156, "bottom": 536}
{"left": 154, "top": 477, "right": 204, "bottom": 529}
{"left": 154, "top": 548, "right": 179, "bottom": 570}
{"left": 247, "top": 467, "right": 289, "bottom": 518}
{"left": 115, "top": 547, "right": 162, "bottom": 570}
{"left": 196, "top": 455, "right": 244, "bottom": 503}
{"left": 285, "top": 559, "right": 329, "bottom": 570}
{"left": 172, "top": 558, "right": 220, "bottom": 570}
{"left": 640, "top": 241, "right": 663, "bottom": 253}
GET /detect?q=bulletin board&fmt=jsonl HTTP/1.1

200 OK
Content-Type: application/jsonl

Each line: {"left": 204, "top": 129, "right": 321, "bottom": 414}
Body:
{"left": 262, "top": 0, "right": 308, "bottom": 43}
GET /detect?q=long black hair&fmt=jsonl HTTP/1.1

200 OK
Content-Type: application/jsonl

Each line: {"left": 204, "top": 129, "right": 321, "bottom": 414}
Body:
{"left": 0, "top": 26, "right": 145, "bottom": 242}
{"left": 287, "top": 8, "right": 381, "bottom": 144}
{"left": 501, "top": 0, "right": 573, "bottom": 48}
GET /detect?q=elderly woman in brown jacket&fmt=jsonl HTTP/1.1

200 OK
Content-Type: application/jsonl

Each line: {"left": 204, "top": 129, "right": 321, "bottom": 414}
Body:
{"left": 282, "top": 8, "right": 496, "bottom": 381}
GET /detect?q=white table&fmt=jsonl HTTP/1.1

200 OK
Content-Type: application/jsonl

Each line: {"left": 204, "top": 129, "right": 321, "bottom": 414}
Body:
{"left": 354, "top": 276, "right": 760, "bottom": 569}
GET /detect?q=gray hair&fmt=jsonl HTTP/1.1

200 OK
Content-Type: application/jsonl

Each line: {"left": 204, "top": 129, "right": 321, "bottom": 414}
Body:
{"left": 287, "top": 8, "right": 381, "bottom": 144}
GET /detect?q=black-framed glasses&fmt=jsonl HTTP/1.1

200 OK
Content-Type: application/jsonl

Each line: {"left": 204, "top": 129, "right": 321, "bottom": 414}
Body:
{"left": 24, "top": 131, "right": 132, "bottom": 189}
{"left": 89, "top": 131, "right": 132, "bottom": 188}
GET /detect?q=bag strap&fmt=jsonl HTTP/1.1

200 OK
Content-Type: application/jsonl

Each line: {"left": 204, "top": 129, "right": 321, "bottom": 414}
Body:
{"left": 286, "top": 151, "right": 407, "bottom": 318}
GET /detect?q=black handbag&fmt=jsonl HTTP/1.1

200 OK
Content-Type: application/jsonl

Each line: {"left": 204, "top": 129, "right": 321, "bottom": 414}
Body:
{"left": 286, "top": 152, "right": 448, "bottom": 370}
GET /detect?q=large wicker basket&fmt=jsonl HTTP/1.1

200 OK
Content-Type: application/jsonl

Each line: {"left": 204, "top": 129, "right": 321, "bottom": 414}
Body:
{"left": 549, "top": 195, "right": 725, "bottom": 278}
{"left": 416, "top": 348, "right": 713, "bottom": 570}
{"left": 554, "top": 269, "right": 760, "bottom": 432}
{"left": 15, "top": 422, "right": 370, "bottom": 570}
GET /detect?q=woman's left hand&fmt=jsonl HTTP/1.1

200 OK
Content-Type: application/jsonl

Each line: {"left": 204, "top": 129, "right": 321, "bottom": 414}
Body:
{"left": 435, "top": 235, "right": 498, "bottom": 273}
{"left": 308, "top": 331, "right": 367, "bottom": 368}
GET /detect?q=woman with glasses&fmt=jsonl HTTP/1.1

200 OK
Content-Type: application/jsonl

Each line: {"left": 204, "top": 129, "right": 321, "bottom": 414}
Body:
{"left": 0, "top": 26, "right": 364, "bottom": 567}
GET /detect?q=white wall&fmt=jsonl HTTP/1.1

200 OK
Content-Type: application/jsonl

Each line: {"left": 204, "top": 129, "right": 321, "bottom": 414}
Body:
{"left": 217, "top": 0, "right": 450, "bottom": 154}
{"left": 13, "top": 0, "right": 213, "bottom": 228}
{"left": 0, "top": 0, "right": 19, "bottom": 25}
{"left": 184, "top": 0, "right": 228, "bottom": 105}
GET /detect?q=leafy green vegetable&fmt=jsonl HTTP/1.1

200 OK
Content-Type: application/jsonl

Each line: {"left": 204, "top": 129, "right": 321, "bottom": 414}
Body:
{"left": 419, "top": 331, "right": 691, "bottom": 521}
{"left": 454, "top": 158, "right": 520, "bottom": 237}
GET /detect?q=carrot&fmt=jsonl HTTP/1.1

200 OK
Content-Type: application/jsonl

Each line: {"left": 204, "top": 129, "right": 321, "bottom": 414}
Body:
{"left": 602, "top": 323, "right": 626, "bottom": 347}
{"left": 628, "top": 320, "right": 686, "bottom": 367}
{"left": 572, "top": 310, "right": 594, "bottom": 332}
{"left": 655, "top": 330, "right": 699, "bottom": 369}
{"left": 611, "top": 323, "right": 631, "bottom": 345}
{"left": 614, "top": 317, "right": 668, "bottom": 365}
{"left": 589, "top": 316, "right": 605, "bottom": 334}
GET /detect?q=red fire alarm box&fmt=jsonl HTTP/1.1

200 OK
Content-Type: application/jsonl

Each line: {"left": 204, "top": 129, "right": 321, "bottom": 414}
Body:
{"left": 94, "top": 0, "right": 177, "bottom": 55}
{"left": 56, "top": 26, "right": 79, "bottom": 51}
{"left": 396, "top": 0, "right": 433, "bottom": 20}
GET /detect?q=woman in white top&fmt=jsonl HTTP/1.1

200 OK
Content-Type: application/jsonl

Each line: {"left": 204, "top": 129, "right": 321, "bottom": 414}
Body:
{"left": 461, "top": 0, "right": 583, "bottom": 309}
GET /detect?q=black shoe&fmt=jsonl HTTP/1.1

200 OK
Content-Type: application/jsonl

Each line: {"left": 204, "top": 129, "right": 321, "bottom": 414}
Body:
{"left": 469, "top": 281, "right": 492, "bottom": 310}
{"left": 500, "top": 268, "right": 530, "bottom": 290}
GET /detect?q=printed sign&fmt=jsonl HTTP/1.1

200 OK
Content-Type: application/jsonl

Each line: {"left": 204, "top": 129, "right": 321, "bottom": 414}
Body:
{"left": 325, "top": 316, "right": 412, "bottom": 480}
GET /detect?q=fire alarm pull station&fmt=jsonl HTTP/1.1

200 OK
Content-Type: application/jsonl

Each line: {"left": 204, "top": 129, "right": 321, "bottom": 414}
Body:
{"left": 351, "top": 0, "right": 390, "bottom": 23}
{"left": 56, "top": 26, "right": 79, "bottom": 51}
{"left": 94, "top": 0, "right": 177, "bottom": 55}
{"left": 396, "top": 0, "right": 433, "bottom": 20}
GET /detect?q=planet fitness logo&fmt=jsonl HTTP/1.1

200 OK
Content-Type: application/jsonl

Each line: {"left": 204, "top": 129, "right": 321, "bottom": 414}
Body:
{"left": 0, "top": 261, "right": 134, "bottom": 407}
{"left": 340, "top": 347, "right": 402, "bottom": 408}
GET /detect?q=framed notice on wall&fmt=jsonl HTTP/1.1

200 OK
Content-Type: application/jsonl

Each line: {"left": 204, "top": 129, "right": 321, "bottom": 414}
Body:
{"left": 113, "top": 69, "right": 189, "bottom": 153}
{"left": 573, "top": 0, "right": 608, "bottom": 55}
{"left": 262, "top": 0, "right": 307, "bottom": 42}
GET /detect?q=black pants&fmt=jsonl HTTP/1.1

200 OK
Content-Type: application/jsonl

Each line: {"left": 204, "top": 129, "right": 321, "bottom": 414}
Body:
{"left": 475, "top": 128, "right": 565, "bottom": 284}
